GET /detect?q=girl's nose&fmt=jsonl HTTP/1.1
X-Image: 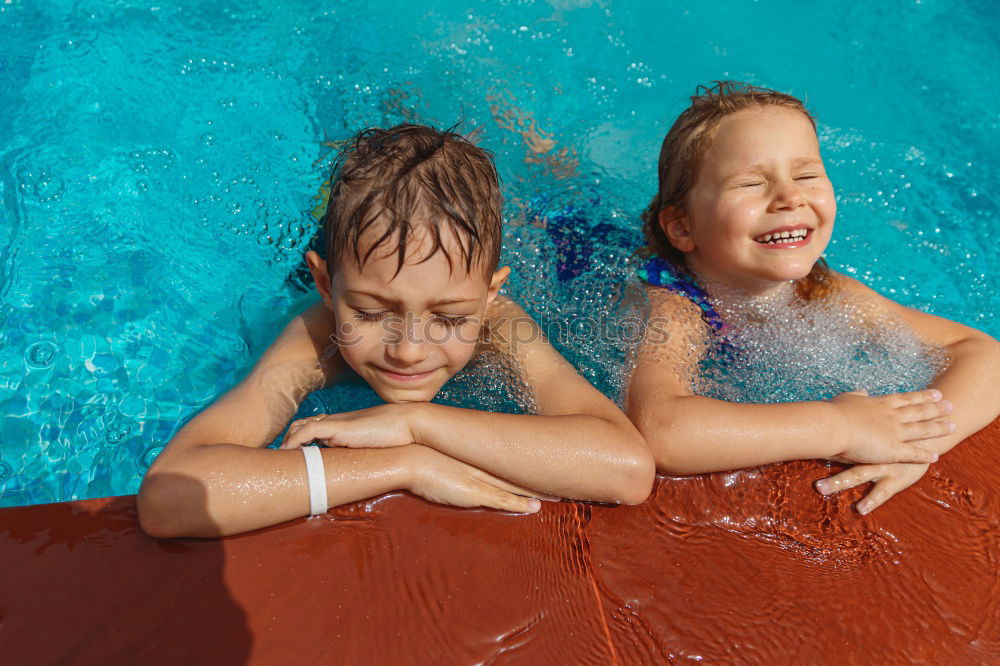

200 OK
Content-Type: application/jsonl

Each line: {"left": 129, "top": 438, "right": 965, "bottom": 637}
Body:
{"left": 770, "top": 179, "right": 806, "bottom": 211}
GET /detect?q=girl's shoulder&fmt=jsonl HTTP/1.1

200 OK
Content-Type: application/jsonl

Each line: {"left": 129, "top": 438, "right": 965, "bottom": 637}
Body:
{"left": 825, "top": 270, "right": 883, "bottom": 299}
{"left": 646, "top": 282, "right": 708, "bottom": 327}
{"left": 640, "top": 284, "right": 712, "bottom": 362}
{"left": 820, "top": 271, "right": 900, "bottom": 317}
{"left": 820, "top": 270, "right": 990, "bottom": 348}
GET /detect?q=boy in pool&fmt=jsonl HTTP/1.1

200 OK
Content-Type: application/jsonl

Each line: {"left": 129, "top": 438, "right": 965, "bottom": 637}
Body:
{"left": 138, "top": 124, "right": 654, "bottom": 538}
{"left": 628, "top": 82, "right": 1000, "bottom": 514}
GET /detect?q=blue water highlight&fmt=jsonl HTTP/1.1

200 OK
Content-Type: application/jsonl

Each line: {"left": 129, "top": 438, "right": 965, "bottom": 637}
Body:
{"left": 0, "top": 0, "right": 996, "bottom": 505}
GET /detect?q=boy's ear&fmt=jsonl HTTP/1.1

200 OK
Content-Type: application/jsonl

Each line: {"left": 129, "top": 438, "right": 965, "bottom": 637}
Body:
{"left": 659, "top": 205, "right": 696, "bottom": 253}
{"left": 305, "top": 251, "right": 335, "bottom": 310}
{"left": 486, "top": 265, "right": 511, "bottom": 305}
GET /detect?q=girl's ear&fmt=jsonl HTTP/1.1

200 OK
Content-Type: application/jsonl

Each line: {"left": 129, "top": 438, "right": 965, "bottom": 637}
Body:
{"left": 486, "top": 265, "right": 511, "bottom": 306}
{"left": 305, "top": 251, "right": 335, "bottom": 310}
{"left": 659, "top": 205, "right": 696, "bottom": 253}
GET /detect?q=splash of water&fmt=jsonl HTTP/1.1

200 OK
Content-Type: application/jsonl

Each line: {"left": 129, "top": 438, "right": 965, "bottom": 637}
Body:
{"left": 691, "top": 277, "right": 947, "bottom": 403}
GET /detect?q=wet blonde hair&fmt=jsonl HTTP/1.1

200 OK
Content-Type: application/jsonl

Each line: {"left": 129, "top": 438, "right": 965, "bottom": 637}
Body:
{"left": 642, "top": 81, "right": 833, "bottom": 299}
{"left": 322, "top": 124, "right": 503, "bottom": 280}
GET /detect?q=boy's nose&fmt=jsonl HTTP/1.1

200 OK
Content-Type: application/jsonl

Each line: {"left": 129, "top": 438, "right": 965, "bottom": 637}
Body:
{"left": 384, "top": 320, "right": 431, "bottom": 366}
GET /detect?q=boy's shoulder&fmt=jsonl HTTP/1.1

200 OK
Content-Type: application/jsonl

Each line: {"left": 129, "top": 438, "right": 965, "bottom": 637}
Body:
{"left": 483, "top": 295, "right": 540, "bottom": 356}
{"left": 251, "top": 301, "right": 343, "bottom": 391}
{"left": 485, "top": 294, "right": 531, "bottom": 324}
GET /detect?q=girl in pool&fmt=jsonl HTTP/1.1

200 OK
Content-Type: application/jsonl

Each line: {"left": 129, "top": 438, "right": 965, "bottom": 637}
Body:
{"left": 627, "top": 81, "right": 1000, "bottom": 514}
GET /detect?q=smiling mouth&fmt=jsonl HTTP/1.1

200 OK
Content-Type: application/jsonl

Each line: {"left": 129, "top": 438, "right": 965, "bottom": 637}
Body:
{"left": 753, "top": 226, "right": 812, "bottom": 247}
{"left": 373, "top": 366, "right": 438, "bottom": 383}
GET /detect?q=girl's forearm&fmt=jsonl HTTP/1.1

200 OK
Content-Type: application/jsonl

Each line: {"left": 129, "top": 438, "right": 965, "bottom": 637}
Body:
{"left": 925, "top": 337, "right": 1000, "bottom": 453}
{"left": 637, "top": 396, "right": 843, "bottom": 475}
{"left": 138, "top": 444, "right": 408, "bottom": 538}
{"left": 407, "top": 403, "right": 653, "bottom": 504}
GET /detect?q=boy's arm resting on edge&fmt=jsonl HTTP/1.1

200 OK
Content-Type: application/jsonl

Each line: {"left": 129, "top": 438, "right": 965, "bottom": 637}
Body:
{"left": 415, "top": 297, "right": 654, "bottom": 504}
{"left": 136, "top": 301, "right": 391, "bottom": 537}
{"left": 281, "top": 297, "right": 655, "bottom": 504}
{"left": 627, "top": 290, "right": 950, "bottom": 476}
{"left": 139, "top": 302, "right": 544, "bottom": 538}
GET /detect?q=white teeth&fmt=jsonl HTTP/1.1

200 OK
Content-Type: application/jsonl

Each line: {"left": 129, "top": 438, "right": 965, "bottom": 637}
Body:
{"left": 755, "top": 229, "right": 809, "bottom": 245}
{"left": 755, "top": 228, "right": 809, "bottom": 244}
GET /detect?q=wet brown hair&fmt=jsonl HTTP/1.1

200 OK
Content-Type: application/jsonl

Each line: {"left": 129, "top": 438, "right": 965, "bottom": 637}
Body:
{"left": 321, "top": 124, "right": 503, "bottom": 280}
{"left": 641, "top": 81, "right": 833, "bottom": 299}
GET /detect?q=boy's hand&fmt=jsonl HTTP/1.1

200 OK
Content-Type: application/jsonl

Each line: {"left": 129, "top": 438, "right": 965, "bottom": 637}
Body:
{"left": 828, "top": 389, "right": 953, "bottom": 465}
{"left": 280, "top": 405, "right": 415, "bottom": 450}
{"left": 402, "top": 445, "right": 550, "bottom": 513}
{"left": 814, "top": 462, "right": 930, "bottom": 515}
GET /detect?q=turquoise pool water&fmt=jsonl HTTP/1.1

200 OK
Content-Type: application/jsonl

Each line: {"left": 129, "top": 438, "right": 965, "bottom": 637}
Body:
{"left": 1, "top": 1, "right": 996, "bottom": 506}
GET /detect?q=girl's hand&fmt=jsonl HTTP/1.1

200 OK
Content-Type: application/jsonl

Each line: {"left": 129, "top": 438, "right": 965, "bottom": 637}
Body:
{"left": 402, "top": 445, "right": 550, "bottom": 513}
{"left": 828, "top": 389, "right": 953, "bottom": 465}
{"left": 814, "top": 462, "right": 930, "bottom": 515}
{"left": 279, "top": 405, "right": 415, "bottom": 450}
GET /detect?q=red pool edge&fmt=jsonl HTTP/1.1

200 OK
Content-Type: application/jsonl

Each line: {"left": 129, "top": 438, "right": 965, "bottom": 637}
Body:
{"left": 1, "top": 419, "right": 997, "bottom": 664}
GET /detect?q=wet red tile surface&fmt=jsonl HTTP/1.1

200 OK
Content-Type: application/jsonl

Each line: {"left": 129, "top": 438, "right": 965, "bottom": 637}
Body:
{"left": 2, "top": 420, "right": 997, "bottom": 665}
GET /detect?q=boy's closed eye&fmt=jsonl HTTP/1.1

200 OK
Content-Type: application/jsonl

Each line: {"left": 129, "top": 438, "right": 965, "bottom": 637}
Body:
{"left": 433, "top": 314, "right": 471, "bottom": 327}
{"left": 353, "top": 310, "right": 389, "bottom": 321}
{"left": 351, "top": 309, "right": 473, "bottom": 325}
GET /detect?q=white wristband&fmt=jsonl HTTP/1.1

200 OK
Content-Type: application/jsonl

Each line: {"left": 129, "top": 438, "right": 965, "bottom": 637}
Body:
{"left": 302, "top": 445, "right": 328, "bottom": 516}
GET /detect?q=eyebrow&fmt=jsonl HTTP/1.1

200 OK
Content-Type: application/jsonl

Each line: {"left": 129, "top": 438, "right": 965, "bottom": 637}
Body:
{"left": 345, "top": 290, "right": 479, "bottom": 307}
{"left": 724, "top": 158, "right": 824, "bottom": 180}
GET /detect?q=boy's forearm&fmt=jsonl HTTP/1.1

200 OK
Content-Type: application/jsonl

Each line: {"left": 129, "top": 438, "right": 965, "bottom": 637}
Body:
{"left": 138, "top": 444, "right": 409, "bottom": 538}
{"left": 407, "top": 403, "right": 653, "bottom": 504}
{"left": 640, "top": 396, "right": 843, "bottom": 475}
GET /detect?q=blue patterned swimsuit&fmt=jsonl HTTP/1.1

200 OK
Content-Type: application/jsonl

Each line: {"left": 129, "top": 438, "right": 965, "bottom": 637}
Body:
{"left": 637, "top": 255, "right": 726, "bottom": 333}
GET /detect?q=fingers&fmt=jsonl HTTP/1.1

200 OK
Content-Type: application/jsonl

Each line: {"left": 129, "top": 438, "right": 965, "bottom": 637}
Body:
{"left": 815, "top": 465, "right": 883, "bottom": 496}
{"left": 280, "top": 420, "right": 305, "bottom": 449}
{"left": 279, "top": 415, "right": 326, "bottom": 449}
{"left": 884, "top": 388, "right": 942, "bottom": 409}
{"left": 476, "top": 471, "right": 561, "bottom": 502}
{"left": 814, "top": 467, "right": 911, "bottom": 514}
{"left": 900, "top": 419, "right": 956, "bottom": 442}
{"left": 893, "top": 443, "right": 939, "bottom": 465}
{"left": 816, "top": 462, "right": 929, "bottom": 514}
{"left": 896, "top": 399, "right": 952, "bottom": 423}
{"left": 280, "top": 420, "right": 330, "bottom": 449}
{"left": 476, "top": 482, "right": 542, "bottom": 514}
{"left": 857, "top": 477, "right": 904, "bottom": 515}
